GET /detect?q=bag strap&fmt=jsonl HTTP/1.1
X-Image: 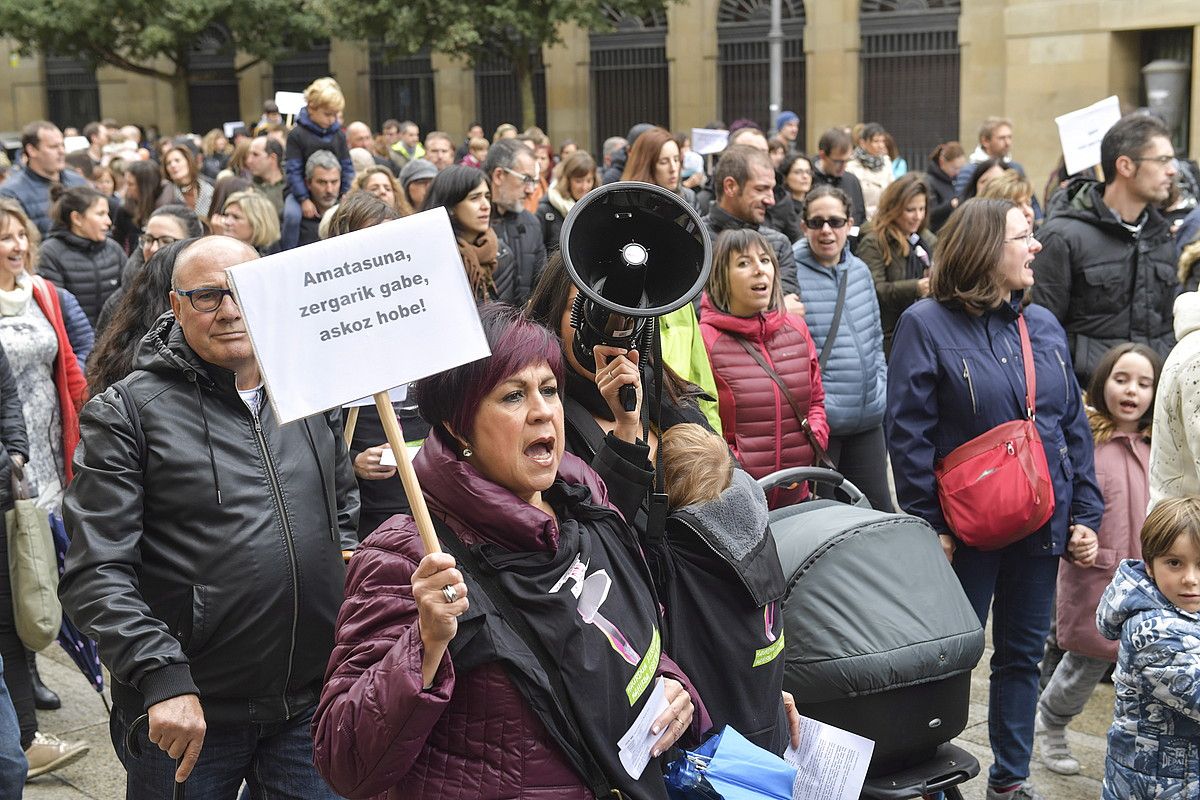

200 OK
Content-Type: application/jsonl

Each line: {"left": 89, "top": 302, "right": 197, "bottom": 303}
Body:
{"left": 112, "top": 382, "right": 148, "bottom": 472}
{"left": 818, "top": 269, "right": 848, "bottom": 370}
{"left": 1017, "top": 314, "right": 1036, "bottom": 420}
{"left": 431, "top": 516, "right": 619, "bottom": 799}
{"left": 735, "top": 337, "right": 835, "bottom": 470}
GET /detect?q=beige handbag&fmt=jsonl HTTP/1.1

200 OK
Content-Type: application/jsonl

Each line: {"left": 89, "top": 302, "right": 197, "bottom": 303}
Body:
{"left": 6, "top": 463, "right": 61, "bottom": 650}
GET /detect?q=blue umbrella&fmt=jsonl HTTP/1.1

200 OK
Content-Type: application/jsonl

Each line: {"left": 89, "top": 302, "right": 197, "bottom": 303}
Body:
{"left": 49, "top": 514, "right": 105, "bottom": 700}
{"left": 666, "top": 727, "right": 796, "bottom": 800}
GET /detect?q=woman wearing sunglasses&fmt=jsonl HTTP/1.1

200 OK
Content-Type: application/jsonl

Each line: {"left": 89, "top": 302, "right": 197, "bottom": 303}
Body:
{"left": 792, "top": 185, "right": 891, "bottom": 511}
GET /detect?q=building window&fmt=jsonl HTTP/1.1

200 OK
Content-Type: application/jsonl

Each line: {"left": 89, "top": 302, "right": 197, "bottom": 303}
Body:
{"left": 187, "top": 24, "right": 240, "bottom": 134}
{"left": 44, "top": 54, "right": 100, "bottom": 132}
{"left": 859, "top": 0, "right": 960, "bottom": 171}
{"left": 717, "top": 0, "right": 806, "bottom": 144}
{"left": 590, "top": 6, "right": 670, "bottom": 147}
{"left": 272, "top": 41, "right": 332, "bottom": 95}
{"left": 475, "top": 50, "right": 547, "bottom": 136}
{"left": 369, "top": 45, "right": 437, "bottom": 135}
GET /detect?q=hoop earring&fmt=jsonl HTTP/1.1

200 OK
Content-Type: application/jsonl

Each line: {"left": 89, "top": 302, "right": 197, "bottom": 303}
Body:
{"left": 462, "top": 446, "right": 474, "bottom": 458}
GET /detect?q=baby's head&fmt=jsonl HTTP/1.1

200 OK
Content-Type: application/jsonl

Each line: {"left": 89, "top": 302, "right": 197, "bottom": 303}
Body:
{"left": 1141, "top": 496, "right": 1200, "bottom": 614}
{"left": 661, "top": 424, "right": 733, "bottom": 510}
{"left": 469, "top": 137, "right": 489, "bottom": 160}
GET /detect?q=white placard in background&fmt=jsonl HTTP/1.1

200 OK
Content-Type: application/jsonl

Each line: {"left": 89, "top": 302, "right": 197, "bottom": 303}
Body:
{"left": 691, "top": 128, "right": 729, "bottom": 156}
{"left": 222, "top": 121, "right": 245, "bottom": 139}
{"left": 1055, "top": 95, "right": 1122, "bottom": 177}
{"left": 273, "top": 91, "right": 306, "bottom": 117}
{"left": 226, "top": 208, "right": 490, "bottom": 424}
{"left": 63, "top": 136, "right": 89, "bottom": 154}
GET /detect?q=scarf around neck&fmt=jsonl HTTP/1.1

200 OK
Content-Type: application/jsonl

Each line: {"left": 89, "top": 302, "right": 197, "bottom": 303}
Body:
{"left": 457, "top": 228, "right": 499, "bottom": 303}
{"left": 547, "top": 184, "right": 575, "bottom": 218}
{"left": 854, "top": 146, "right": 885, "bottom": 172}
{"left": 0, "top": 272, "right": 34, "bottom": 317}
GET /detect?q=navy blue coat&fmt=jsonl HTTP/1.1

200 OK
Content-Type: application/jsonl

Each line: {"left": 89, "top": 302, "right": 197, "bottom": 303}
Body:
{"left": 885, "top": 296, "right": 1103, "bottom": 555}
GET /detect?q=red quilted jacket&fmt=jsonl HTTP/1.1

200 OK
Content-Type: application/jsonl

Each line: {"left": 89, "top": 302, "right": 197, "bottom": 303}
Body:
{"left": 313, "top": 432, "right": 706, "bottom": 799}
{"left": 699, "top": 295, "right": 828, "bottom": 508}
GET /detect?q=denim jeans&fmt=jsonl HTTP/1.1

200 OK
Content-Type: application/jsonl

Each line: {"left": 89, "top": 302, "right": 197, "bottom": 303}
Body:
{"left": 952, "top": 545, "right": 1058, "bottom": 788}
{"left": 112, "top": 702, "right": 341, "bottom": 800}
{"left": 0, "top": 654, "right": 26, "bottom": 798}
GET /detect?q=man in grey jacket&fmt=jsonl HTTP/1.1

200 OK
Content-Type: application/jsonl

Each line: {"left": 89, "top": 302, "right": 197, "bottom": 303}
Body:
{"left": 60, "top": 236, "right": 358, "bottom": 798}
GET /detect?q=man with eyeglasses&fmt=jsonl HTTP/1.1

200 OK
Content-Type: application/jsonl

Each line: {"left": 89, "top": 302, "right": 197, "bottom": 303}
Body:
{"left": 483, "top": 138, "right": 547, "bottom": 306}
{"left": 1031, "top": 113, "right": 1180, "bottom": 384}
{"left": 61, "top": 235, "right": 358, "bottom": 799}
{"left": 810, "top": 128, "right": 867, "bottom": 234}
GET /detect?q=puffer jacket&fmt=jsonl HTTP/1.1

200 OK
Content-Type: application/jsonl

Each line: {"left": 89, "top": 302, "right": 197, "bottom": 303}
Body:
{"left": 924, "top": 161, "right": 957, "bottom": 233}
{"left": 284, "top": 107, "right": 354, "bottom": 201}
{"left": 1031, "top": 177, "right": 1178, "bottom": 383}
{"left": 0, "top": 166, "right": 88, "bottom": 236}
{"left": 699, "top": 295, "right": 828, "bottom": 508}
{"left": 38, "top": 229, "right": 126, "bottom": 326}
{"left": 60, "top": 313, "right": 358, "bottom": 724}
{"left": 313, "top": 432, "right": 706, "bottom": 800}
{"left": 492, "top": 207, "right": 547, "bottom": 307}
{"left": 1057, "top": 414, "right": 1148, "bottom": 661}
{"left": 703, "top": 205, "right": 800, "bottom": 298}
{"left": 792, "top": 239, "right": 887, "bottom": 434}
{"left": 1149, "top": 291, "right": 1200, "bottom": 507}
{"left": 886, "top": 296, "right": 1104, "bottom": 555}
{"left": 1097, "top": 559, "right": 1200, "bottom": 799}
{"left": 536, "top": 189, "right": 569, "bottom": 252}
{"left": 0, "top": 343, "right": 29, "bottom": 511}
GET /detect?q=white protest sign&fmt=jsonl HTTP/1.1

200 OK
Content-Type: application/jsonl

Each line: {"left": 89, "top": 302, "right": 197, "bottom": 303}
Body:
{"left": 63, "top": 136, "right": 89, "bottom": 154}
{"left": 274, "top": 90, "right": 306, "bottom": 117}
{"left": 222, "top": 120, "right": 245, "bottom": 139}
{"left": 691, "top": 128, "right": 729, "bottom": 156}
{"left": 226, "top": 208, "right": 490, "bottom": 424}
{"left": 1055, "top": 95, "right": 1122, "bottom": 176}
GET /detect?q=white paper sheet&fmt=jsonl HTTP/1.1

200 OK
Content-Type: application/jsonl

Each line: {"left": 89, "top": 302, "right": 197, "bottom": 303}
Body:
{"left": 691, "top": 128, "right": 729, "bottom": 156}
{"left": 784, "top": 715, "right": 874, "bottom": 800}
{"left": 617, "top": 677, "right": 669, "bottom": 779}
{"left": 1055, "top": 95, "right": 1122, "bottom": 176}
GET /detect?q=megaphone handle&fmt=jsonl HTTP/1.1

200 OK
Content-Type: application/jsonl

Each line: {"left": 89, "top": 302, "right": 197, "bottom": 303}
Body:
{"left": 619, "top": 384, "right": 637, "bottom": 412}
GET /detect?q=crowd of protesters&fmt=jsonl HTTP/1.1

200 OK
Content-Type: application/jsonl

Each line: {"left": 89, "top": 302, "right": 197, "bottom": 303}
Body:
{"left": 0, "top": 72, "right": 1194, "bottom": 800}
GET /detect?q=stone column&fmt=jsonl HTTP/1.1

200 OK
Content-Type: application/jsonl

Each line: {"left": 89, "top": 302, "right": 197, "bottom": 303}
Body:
{"left": 543, "top": 23, "right": 591, "bottom": 151}
{"left": 0, "top": 43, "right": 48, "bottom": 130}
{"left": 958, "top": 0, "right": 1007, "bottom": 147}
{"left": 330, "top": 39, "right": 372, "bottom": 125}
{"left": 805, "top": 0, "right": 859, "bottom": 146}
{"left": 666, "top": 0, "right": 718, "bottom": 131}
{"left": 431, "top": 52, "right": 476, "bottom": 138}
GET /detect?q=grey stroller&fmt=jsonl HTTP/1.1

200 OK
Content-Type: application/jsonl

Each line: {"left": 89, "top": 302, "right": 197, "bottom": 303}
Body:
{"left": 763, "top": 467, "right": 985, "bottom": 799}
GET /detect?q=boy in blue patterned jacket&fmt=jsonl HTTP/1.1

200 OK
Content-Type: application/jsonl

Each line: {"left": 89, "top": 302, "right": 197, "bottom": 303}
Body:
{"left": 1096, "top": 495, "right": 1200, "bottom": 799}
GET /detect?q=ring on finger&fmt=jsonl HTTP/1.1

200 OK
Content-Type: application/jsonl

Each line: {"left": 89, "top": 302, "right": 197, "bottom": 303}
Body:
{"left": 441, "top": 584, "right": 458, "bottom": 604}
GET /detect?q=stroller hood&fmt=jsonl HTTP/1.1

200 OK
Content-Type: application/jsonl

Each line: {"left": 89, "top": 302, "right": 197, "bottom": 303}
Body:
{"left": 773, "top": 502, "right": 984, "bottom": 702}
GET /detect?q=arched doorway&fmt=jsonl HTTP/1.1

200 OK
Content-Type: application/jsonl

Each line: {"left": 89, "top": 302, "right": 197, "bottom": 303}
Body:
{"left": 717, "top": 0, "right": 805, "bottom": 142}
{"left": 859, "top": 0, "right": 960, "bottom": 170}
{"left": 187, "top": 24, "right": 240, "bottom": 133}
{"left": 590, "top": 6, "right": 670, "bottom": 148}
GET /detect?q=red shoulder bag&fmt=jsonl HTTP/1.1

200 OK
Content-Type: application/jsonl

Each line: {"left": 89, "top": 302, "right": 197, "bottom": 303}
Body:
{"left": 933, "top": 314, "right": 1055, "bottom": 550}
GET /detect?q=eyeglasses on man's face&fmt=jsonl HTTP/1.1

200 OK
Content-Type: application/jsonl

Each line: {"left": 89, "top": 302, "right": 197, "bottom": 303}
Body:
{"left": 1131, "top": 155, "right": 1177, "bottom": 169}
{"left": 175, "top": 287, "right": 237, "bottom": 312}
{"left": 503, "top": 166, "right": 540, "bottom": 186}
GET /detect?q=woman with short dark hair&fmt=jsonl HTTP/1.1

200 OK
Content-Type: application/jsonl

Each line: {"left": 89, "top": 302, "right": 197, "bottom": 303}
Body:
{"left": 886, "top": 198, "right": 1104, "bottom": 800}
{"left": 314, "top": 303, "right": 702, "bottom": 799}
{"left": 422, "top": 165, "right": 513, "bottom": 303}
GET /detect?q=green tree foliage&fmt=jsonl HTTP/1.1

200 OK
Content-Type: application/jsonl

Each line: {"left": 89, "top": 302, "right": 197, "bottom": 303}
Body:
{"left": 0, "top": 0, "right": 326, "bottom": 131}
{"left": 324, "top": 0, "right": 676, "bottom": 129}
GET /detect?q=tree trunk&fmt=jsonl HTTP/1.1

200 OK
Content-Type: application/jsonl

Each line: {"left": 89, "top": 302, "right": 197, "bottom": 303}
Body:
{"left": 513, "top": 50, "right": 535, "bottom": 131}
{"left": 169, "top": 71, "right": 191, "bottom": 134}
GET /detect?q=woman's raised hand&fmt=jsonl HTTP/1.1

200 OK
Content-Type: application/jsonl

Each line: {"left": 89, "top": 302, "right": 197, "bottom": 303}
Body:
{"left": 594, "top": 345, "right": 642, "bottom": 443}
{"left": 412, "top": 552, "right": 468, "bottom": 687}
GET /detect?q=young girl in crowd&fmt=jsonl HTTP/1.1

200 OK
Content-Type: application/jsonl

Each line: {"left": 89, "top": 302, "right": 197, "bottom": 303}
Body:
{"left": 1035, "top": 343, "right": 1161, "bottom": 775}
{"left": 1096, "top": 496, "right": 1200, "bottom": 799}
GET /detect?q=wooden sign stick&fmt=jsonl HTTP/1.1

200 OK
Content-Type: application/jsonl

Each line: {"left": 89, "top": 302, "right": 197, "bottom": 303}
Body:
{"left": 342, "top": 407, "right": 359, "bottom": 448}
{"left": 373, "top": 391, "right": 441, "bottom": 555}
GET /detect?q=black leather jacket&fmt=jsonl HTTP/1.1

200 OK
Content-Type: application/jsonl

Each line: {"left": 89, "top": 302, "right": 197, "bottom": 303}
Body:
{"left": 60, "top": 314, "right": 359, "bottom": 723}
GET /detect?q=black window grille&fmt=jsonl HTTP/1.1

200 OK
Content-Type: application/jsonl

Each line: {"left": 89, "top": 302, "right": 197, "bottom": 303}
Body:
{"left": 272, "top": 41, "right": 331, "bottom": 95}
{"left": 44, "top": 54, "right": 100, "bottom": 131}
{"left": 474, "top": 50, "right": 547, "bottom": 135}
{"left": 590, "top": 7, "right": 670, "bottom": 147}
{"left": 717, "top": 0, "right": 805, "bottom": 145}
{"left": 369, "top": 45, "right": 437, "bottom": 134}
{"left": 187, "top": 25, "right": 240, "bottom": 134}
{"left": 860, "top": 0, "right": 960, "bottom": 171}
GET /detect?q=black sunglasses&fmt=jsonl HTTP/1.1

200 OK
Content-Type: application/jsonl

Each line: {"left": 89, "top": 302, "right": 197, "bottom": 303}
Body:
{"left": 804, "top": 216, "right": 849, "bottom": 230}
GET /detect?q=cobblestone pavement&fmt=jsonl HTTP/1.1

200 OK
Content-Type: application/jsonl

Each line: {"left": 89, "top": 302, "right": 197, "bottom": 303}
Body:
{"left": 24, "top": 628, "right": 1113, "bottom": 799}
